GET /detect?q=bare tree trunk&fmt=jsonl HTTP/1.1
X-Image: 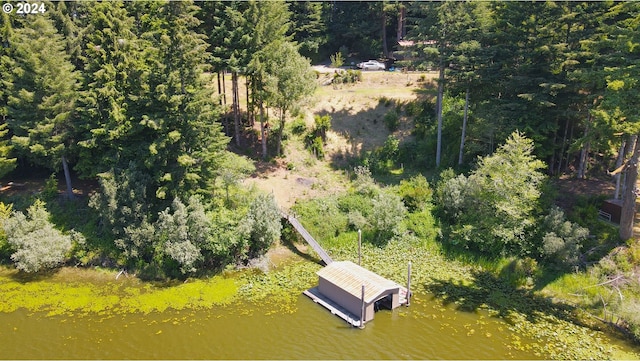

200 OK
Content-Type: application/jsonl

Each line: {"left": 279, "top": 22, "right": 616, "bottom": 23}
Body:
{"left": 556, "top": 118, "right": 570, "bottom": 175}
{"left": 222, "top": 70, "right": 227, "bottom": 106}
{"left": 397, "top": 4, "right": 405, "bottom": 42}
{"left": 435, "top": 63, "right": 445, "bottom": 167}
{"left": 614, "top": 139, "right": 627, "bottom": 200}
{"left": 246, "top": 77, "right": 252, "bottom": 126}
{"left": 61, "top": 154, "right": 73, "bottom": 199}
{"left": 276, "top": 108, "right": 286, "bottom": 157}
{"left": 260, "top": 104, "right": 267, "bottom": 159}
{"left": 232, "top": 72, "right": 241, "bottom": 147}
{"left": 577, "top": 113, "right": 591, "bottom": 179}
{"left": 549, "top": 123, "right": 558, "bottom": 176}
{"left": 620, "top": 134, "right": 639, "bottom": 240}
{"left": 458, "top": 86, "right": 469, "bottom": 166}
{"left": 217, "top": 71, "right": 222, "bottom": 105}
{"left": 382, "top": 10, "right": 388, "bottom": 57}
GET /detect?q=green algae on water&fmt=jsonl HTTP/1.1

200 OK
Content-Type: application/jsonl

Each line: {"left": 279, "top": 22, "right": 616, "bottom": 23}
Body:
{"left": 0, "top": 266, "right": 238, "bottom": 315}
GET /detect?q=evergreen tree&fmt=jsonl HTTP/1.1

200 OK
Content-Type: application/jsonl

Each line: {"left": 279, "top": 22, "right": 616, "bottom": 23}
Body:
{"left": 245, "top": 0, "right": 292, "bottom": 158}
{"left": 438, "top": 132, "right": 546, "bottom": 255}
{"left": 0, "top": 13, "right": 16, "bottom": 178}
{"left": 141, "top": 0, "right": 228, "bottom": 201}
{"left": 592, "top": 1, "right": 640, "bottom": 240}
{"left": 207, "top": 0, "right": 251, "bottom": 147}
{"left": 76, "top": 0, "right": 145, "bottom": 178}
{"left": 288, "top": 1, "right": 327, "bottom": 61}
{"left": 407, "top": 1, "right": 483, "bottom": 167}
{"left": 7, "top": 15, "right": 81, "bottom": 197}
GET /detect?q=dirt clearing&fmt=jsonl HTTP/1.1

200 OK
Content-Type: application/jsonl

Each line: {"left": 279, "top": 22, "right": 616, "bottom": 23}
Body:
{"left": 244, "top": 70, "right": 436, "bottom": 208}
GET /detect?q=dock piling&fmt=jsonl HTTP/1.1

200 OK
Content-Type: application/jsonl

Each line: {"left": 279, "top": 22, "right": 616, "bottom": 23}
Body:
{"left": 360, "top": 284, "right": 366, "bottom": 328}
{"left": 406, "top": 261, "right": 412, "bottom": 307}
{"left": 358, "top": 229, "right": 362, "bottom": 266}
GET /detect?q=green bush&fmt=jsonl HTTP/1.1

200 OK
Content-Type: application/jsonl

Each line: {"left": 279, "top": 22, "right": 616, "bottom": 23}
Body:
{"left": 242, "top": 193, "right": 282, "bottom": 258}
{"left": 436, "top": 132, "right": 546, "bottom": 256}
{"left": 405, "top": 208, "right": 437, "bottom": 241}
{"left": 308, "top": 136, "right": 325, "bottom": 159}
{"left": 330, "top": 51, "right": 344, "bottom": 68}
{"left": 397, "top": 174, "right": 433, "bottom": 212}
{"left": 305, "top": 114, "right": 332, "bottom": 158}
{"left": 314, "top": 114, "right": 331, "bottom": 141}
{"left": 42, "top": 173, "right": 59, "bottom": 200}
{"left": 291, "top": 197, "right": 348, "bottom": 241}
{"left": 384, "top": 109, "right": 400, "bottom": 131}
{"left": 337, "top": 192, "right": 374, "bottom": 219}
{"left": 290, "top": 116, "right": 307, "bottom": 135}
{"left": 370, "top": 190, "right": 407, "bottom": 245}
{"left": 2, "top": 200, "right": 72, "bottom": 273}
{"left": 332, "top": 69, "right": 362, "bottom": 85}
{"left": 539, "top": 207, "right": 588, "bottom": 268}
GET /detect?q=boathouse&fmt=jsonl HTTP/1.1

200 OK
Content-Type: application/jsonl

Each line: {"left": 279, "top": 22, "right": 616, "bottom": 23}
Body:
{"left": 304, "top": 261, "right": 407, "bottom": 326}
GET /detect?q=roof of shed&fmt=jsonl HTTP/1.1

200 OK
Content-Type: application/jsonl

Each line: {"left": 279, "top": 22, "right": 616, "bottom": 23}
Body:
{"left": 316, "top": 261, "right": 400, "bottom": 303}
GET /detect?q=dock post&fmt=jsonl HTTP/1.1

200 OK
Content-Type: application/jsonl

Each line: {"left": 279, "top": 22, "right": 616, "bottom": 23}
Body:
{"left": 406, "top": 261, "right": 412, "bottom": 306}
{"left": 358, "top": 229, "right": 362, "bottom": 266}
{"left": 360, "top": 284, "right": 366, "bottom": 328}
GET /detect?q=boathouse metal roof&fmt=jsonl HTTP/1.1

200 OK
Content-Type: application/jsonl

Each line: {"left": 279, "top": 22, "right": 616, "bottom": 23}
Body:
{"left": 316, "top": 261, "right": 400, "bottom": 303}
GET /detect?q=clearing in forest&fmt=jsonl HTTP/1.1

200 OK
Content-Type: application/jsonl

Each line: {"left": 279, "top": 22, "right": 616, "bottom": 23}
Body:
{"left": 244, "top": 70, "right": 438, "bottom": 208}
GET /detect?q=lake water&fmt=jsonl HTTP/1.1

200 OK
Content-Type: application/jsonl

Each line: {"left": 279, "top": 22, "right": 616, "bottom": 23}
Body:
{"left": 0, "top": 291, "right": 554, "bottom": 359}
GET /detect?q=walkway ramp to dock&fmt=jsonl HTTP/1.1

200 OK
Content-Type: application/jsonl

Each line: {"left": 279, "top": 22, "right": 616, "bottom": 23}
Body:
{"left": 282, "top": 212, "right": 333, "bottom": 265}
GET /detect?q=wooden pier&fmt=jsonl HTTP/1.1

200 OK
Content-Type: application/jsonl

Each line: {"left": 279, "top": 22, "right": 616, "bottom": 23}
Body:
{"left": 282, "top": 212, "right": 333, "bottom": 265}
{"left": 280, "top": 209, "right": 410, "bottom": 328}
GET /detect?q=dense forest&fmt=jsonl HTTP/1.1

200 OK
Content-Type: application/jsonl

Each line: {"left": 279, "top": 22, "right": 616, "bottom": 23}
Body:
{"left": 0, "top": 0, "right": 639, "bottom": 341}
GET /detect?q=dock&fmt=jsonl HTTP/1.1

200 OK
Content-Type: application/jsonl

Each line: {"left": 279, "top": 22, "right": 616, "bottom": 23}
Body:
{"left": 303, "top": 287, "right": 361, "bottom": 327}
{"left": 282, "top": 212, "right": 333, "bottom": 265}
{"left": 279, "top": 209, "right": 411, "bottom": 328}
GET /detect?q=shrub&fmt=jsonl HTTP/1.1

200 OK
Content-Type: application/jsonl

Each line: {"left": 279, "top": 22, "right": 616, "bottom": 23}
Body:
{"left": 242, "top": 193, "right": 282, "bottom": 257}
{"left": 291, "top": 197, "right": 348, "bottom": 241}
{"left": 305, "top": 114, "right": 332, "bottom": 158}
{"left": 353, "top": 166, "right": 378, "bottom": 196}
{"left": 290, "top": 116, "right": 307, "bottom": 135}
{"left": 347, "top": 210, "right": 368, "bottom": 231}
{"left": 384, "top": 109, "right": 400, "bottom": 131}
{"left": 370, "top": 190, "right": 407, "bottom": 244}
{"left": 330, "top": 51, "right": 344, "bottom": 68}
{"left": 332, "top": 69, "right": 362, "bottom": 85}
{"left": 405, "top": 208, "right": 437, "bottom": 241}
{"left": 2, "top": 200, "right": 72, "bottom": 273}
{"left": 540, "top": 207, "right": 588, "bottom": 268}
{"left": 154, "top": 197, "right": 211, "bottom": 275}
{"left": 42, "top": 173, "right": 59, "bottom": 200}
{"left": 0, "top": 202, "right": 13, "bottom": 261}
{"left": 308, "top": 136, "right": 325, "bottom": 159}
{"left": 314, "top": 114, "right": 331, "bottom": 141}
{"left": 397, "top": 174, "right": 433, "bottom": 212}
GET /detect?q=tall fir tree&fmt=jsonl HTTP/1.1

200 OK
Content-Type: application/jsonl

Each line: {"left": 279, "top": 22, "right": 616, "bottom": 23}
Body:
{"left": 76, "top": 0, "right": 146, "bottom": 178}
{"left": 138, "top": 0, "right": 228, "bottom": 202}
{"left": 7, "top": 15, "right": 80, "bottom": 197}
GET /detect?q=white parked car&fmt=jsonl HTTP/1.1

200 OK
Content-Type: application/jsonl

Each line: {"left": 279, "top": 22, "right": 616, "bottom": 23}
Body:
{"left": 356, "top": 60, "right": 385, "bottom": 71}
